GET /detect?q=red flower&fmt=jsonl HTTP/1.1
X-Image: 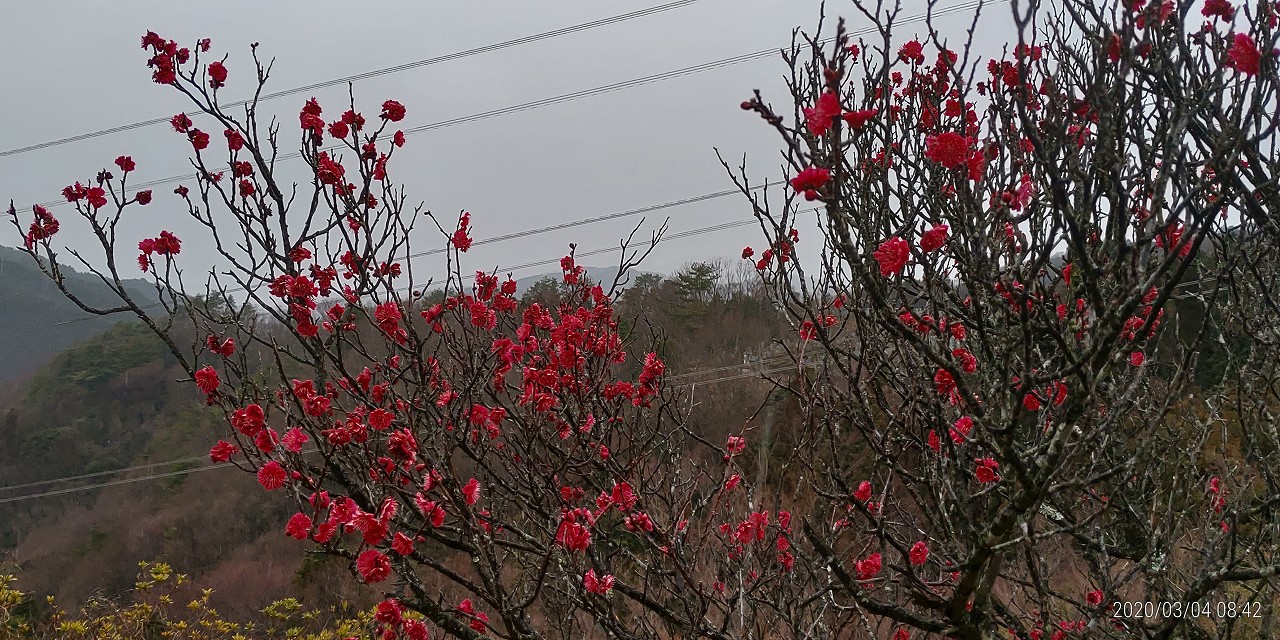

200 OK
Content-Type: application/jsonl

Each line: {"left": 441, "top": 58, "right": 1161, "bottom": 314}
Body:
{"left": 741, "top": 246, "right": 754, "bottom": 260}
{"left": 451, "top": 212, "right": 473, "bottom": 252}
{"left": 789, "top": 167, "right": 830, "bottom": 193}
{"left": 357, "top": 549, "right": 392, "bottom": 583}
{"left": 799, "top": 320, "right": 817, "bottom": 341}
{"left": 803, "top": 91, "right": 841, "bottom": 136}
{"left": 114, "top": 156, "right": 136, "bottom": 173}
{"left": 854, "top": 480, "right": 872, "bottom": 503}
{"left": 1022, "top": 392, "right": 1042, "bottom": 412}
{"left": 462, "top": 477, "right": 481, "bottom": 505}
{"left": 231, "top": 404, "right": 266, "bottom": 437}
{"left": 282, "top": 427, "right": 308, "bottom": 453}
{"left": 140, "top": 31, "right": 165, "bottom": 50}
{"left": 556, "top": 520, "right": 592, "bottom": 551}
{"left": 209, "top": 440, "right": 238, "bottom": 462}
{"left": 374, "top": 301, "right": 403, "bottom": 335}
{"left": 583, "top": 569, "right": 615, "bottom": 595}
{"left": 928, "top": 430, "right": 941, "bottom": 453}
{"left": 315, "top": 152, "right": 345, "bottom": 186}
{"left": 855, "top": 552, "right": 882, "bottom": 581}
{"left": 974, "top": 458, "right": 1000, "bottom": 483}
{"left": 257, "top": 461, "right": 287, "bottom": 490}
{"left": 171, "top": 114, "right": 192, "bottom": 133}
{"left": 924, "top": 132, "right": 972, "bottom": 169}
{"left": 1052, "top": 381, "right": 1068, "bottom": 406}
{"left": 207, "top": 61, "right": 228, "bottom": 88}
{"left": 1086, "top": 589, "right": 1104, "bottom": 606}
{"left": 86, "top": 187, "right": 108, "bottom": 210}
{"left": 909, "top": 541, "right": 930, "bottom": 565}
{"left": 152, "top": 61, "right": 176, "bottom": 84}
{"left": 934, "top": 369, "right": 956, "bottom": 394}
{"left": 638, "top": 353, "right": 665, "bottom": 388}
{"left": 188, "top": 129, "right": 210, "bottom": 151}
{"left": 873, "top": 236, "right": 909, "bottom": 277}
{"left": 393, "top": 130, "right": 406, "bottom": 147}
{"left": 1227, "top": 33, "right": 1261, "bottom": 76}
{"left": 206, "top": 335, "right": 235, "bottom": 357}
{"left": 920, "top": 224, "right": 949, "bottom": 252}
{"left": 899, "top": 40, "right": 925, "bottom": 64}
{"left": 841, "top": 108, "right": 878, "bottom": 130}
{"left": 610, "top": 481, "right": 638, "bottom": 510}
{"left": 62, "top": 182, "right": 87, "bottom": 202}
{"left": 950, "top": 416, "right": 973, "bottom": 444}
{"left": 194, "top": 365, "right": 219, "bottom": 396}
{"left": 1129, "top": 351, "right": 1145, "bottom": 367}
{"left": 381, "top": 100, "right": 407, "bottom": 122}
{"left": 392, "top": 531, "right": 415, "bottom": 555}
{"left": 368, "top": 408, "right": 394, "bottom": 432}
{"left": 375, "top": 599, "right": 403, "bottom": 626}
{"left": 224, "top": 129, "right": 245, "bottom": 151}
{"left": 1202, "top": 0, "right": 1234, "bottom": 20}
{"left": 23, "top": 205, "right": 60, "bottom": 248}
{"left": 951, "top": 348, "right": 977, "bottom": 373}
{"left": 972, "top": 458, "right": 1003, "bottom": 481}
{"left": 285, "top": 512, "right": 312, "bottom": 540}
{"left": 135, "top": 190, "right": 152, "bottom": 205}
{"left": 301, "top": 113, "right": 325, "bottom": 138}
{"left": 154, "top": 230, "right": 182, "bottom": 255}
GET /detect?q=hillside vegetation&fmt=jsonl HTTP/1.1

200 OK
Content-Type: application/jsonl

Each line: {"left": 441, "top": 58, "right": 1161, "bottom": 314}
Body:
{"left": 0, "top": 260, "right": 790, "bottom": 623}
{"left": 0, "top": 246, "right": 155, "bottom": 388}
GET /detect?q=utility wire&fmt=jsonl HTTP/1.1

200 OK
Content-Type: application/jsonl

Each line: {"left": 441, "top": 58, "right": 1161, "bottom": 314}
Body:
{"left": 0, "top": 208, "right": 817, "bottom": 498}
{"left": 29, "top": 0, "right": 994, "bottom": 212}
{"left": 0, "top": 181, "right": 784, "bottom": 337}
{"left": 0, "top": 361, "right": 807, "bottom": 505}
{"left": 0, "top": 355, "right": 798, "bottom": 495}
{"left": 0, "top": 0, "right": 707, "bottom": 159}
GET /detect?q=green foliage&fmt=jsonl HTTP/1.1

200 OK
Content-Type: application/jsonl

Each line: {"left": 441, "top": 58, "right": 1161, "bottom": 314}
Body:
{"left": 30, "top": 322, "right": 171, "bottom": 397}
{"left": 74, "top": 528, "right": 108, "bottom": 559}
{"left": 672, "top": 261, "right": 721, "bottom": 304}
{"left": 520, "top": 276, "right": 565, "bottom": 306}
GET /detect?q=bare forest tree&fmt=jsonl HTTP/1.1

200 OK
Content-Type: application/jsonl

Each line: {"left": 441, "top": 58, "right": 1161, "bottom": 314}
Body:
{"left": 7, "top": 0, "right": 1280, "bottom": 638}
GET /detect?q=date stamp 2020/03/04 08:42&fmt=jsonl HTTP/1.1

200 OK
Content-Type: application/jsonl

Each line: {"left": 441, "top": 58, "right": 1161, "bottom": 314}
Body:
{"left": 1110, "top": 600, "right": 1264, "bottom": 620}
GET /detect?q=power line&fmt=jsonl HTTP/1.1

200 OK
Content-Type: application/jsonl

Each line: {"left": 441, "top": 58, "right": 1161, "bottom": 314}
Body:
{"left": 0, "top": 454, "right": 211, "bottom": 493}
{"left": 0, "top": 181, "right": 784, "bottom": 337}
{"left": 32, "top": 46, "right": 785, "bottom": 211}
{"left": 0, "top": 361, "right": 806, "bottom": 505}
{"left": 0, "top": 210, "right": 813, "bottom": 499}
{"left": 403, "top": 181, "right": 784, "bottom": 261}
{"left": 0, "top": 0, "right": 707, "bottom": 159}
{"left": 30, "top": 0, "right": 994, "bottom": 212}
{"left": 0, "top": 355, "right": 798, "bottom": 496}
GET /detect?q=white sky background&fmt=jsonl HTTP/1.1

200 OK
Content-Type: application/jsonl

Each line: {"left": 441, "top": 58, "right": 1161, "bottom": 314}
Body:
{"left": 0, "top": 0, "right": 1016, "bottom": 289}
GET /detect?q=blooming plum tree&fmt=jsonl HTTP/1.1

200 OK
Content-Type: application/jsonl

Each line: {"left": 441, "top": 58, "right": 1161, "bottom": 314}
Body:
{"left": 8, "top": 1, "right": 1280, "bottom": 638}
{"left": 730, "top": 0, "right": 1280, "bottom": 638}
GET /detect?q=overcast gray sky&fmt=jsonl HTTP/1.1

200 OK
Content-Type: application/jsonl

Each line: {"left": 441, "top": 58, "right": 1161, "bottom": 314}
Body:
{"left": 0, "top": 0, "right": 1012, "bottom": 286}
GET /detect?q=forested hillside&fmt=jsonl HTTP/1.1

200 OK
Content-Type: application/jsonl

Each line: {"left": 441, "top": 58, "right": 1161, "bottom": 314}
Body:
{"left": 1, "top": 260, "right": 791, "bottom": 620}
{"left": 0, "top": 246, "right": 155, "bottom": 387}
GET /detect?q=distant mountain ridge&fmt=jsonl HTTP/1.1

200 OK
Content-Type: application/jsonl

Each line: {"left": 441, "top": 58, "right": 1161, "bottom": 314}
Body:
{"left": 0, "top": 245, "right": 156, "bottom": 387}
